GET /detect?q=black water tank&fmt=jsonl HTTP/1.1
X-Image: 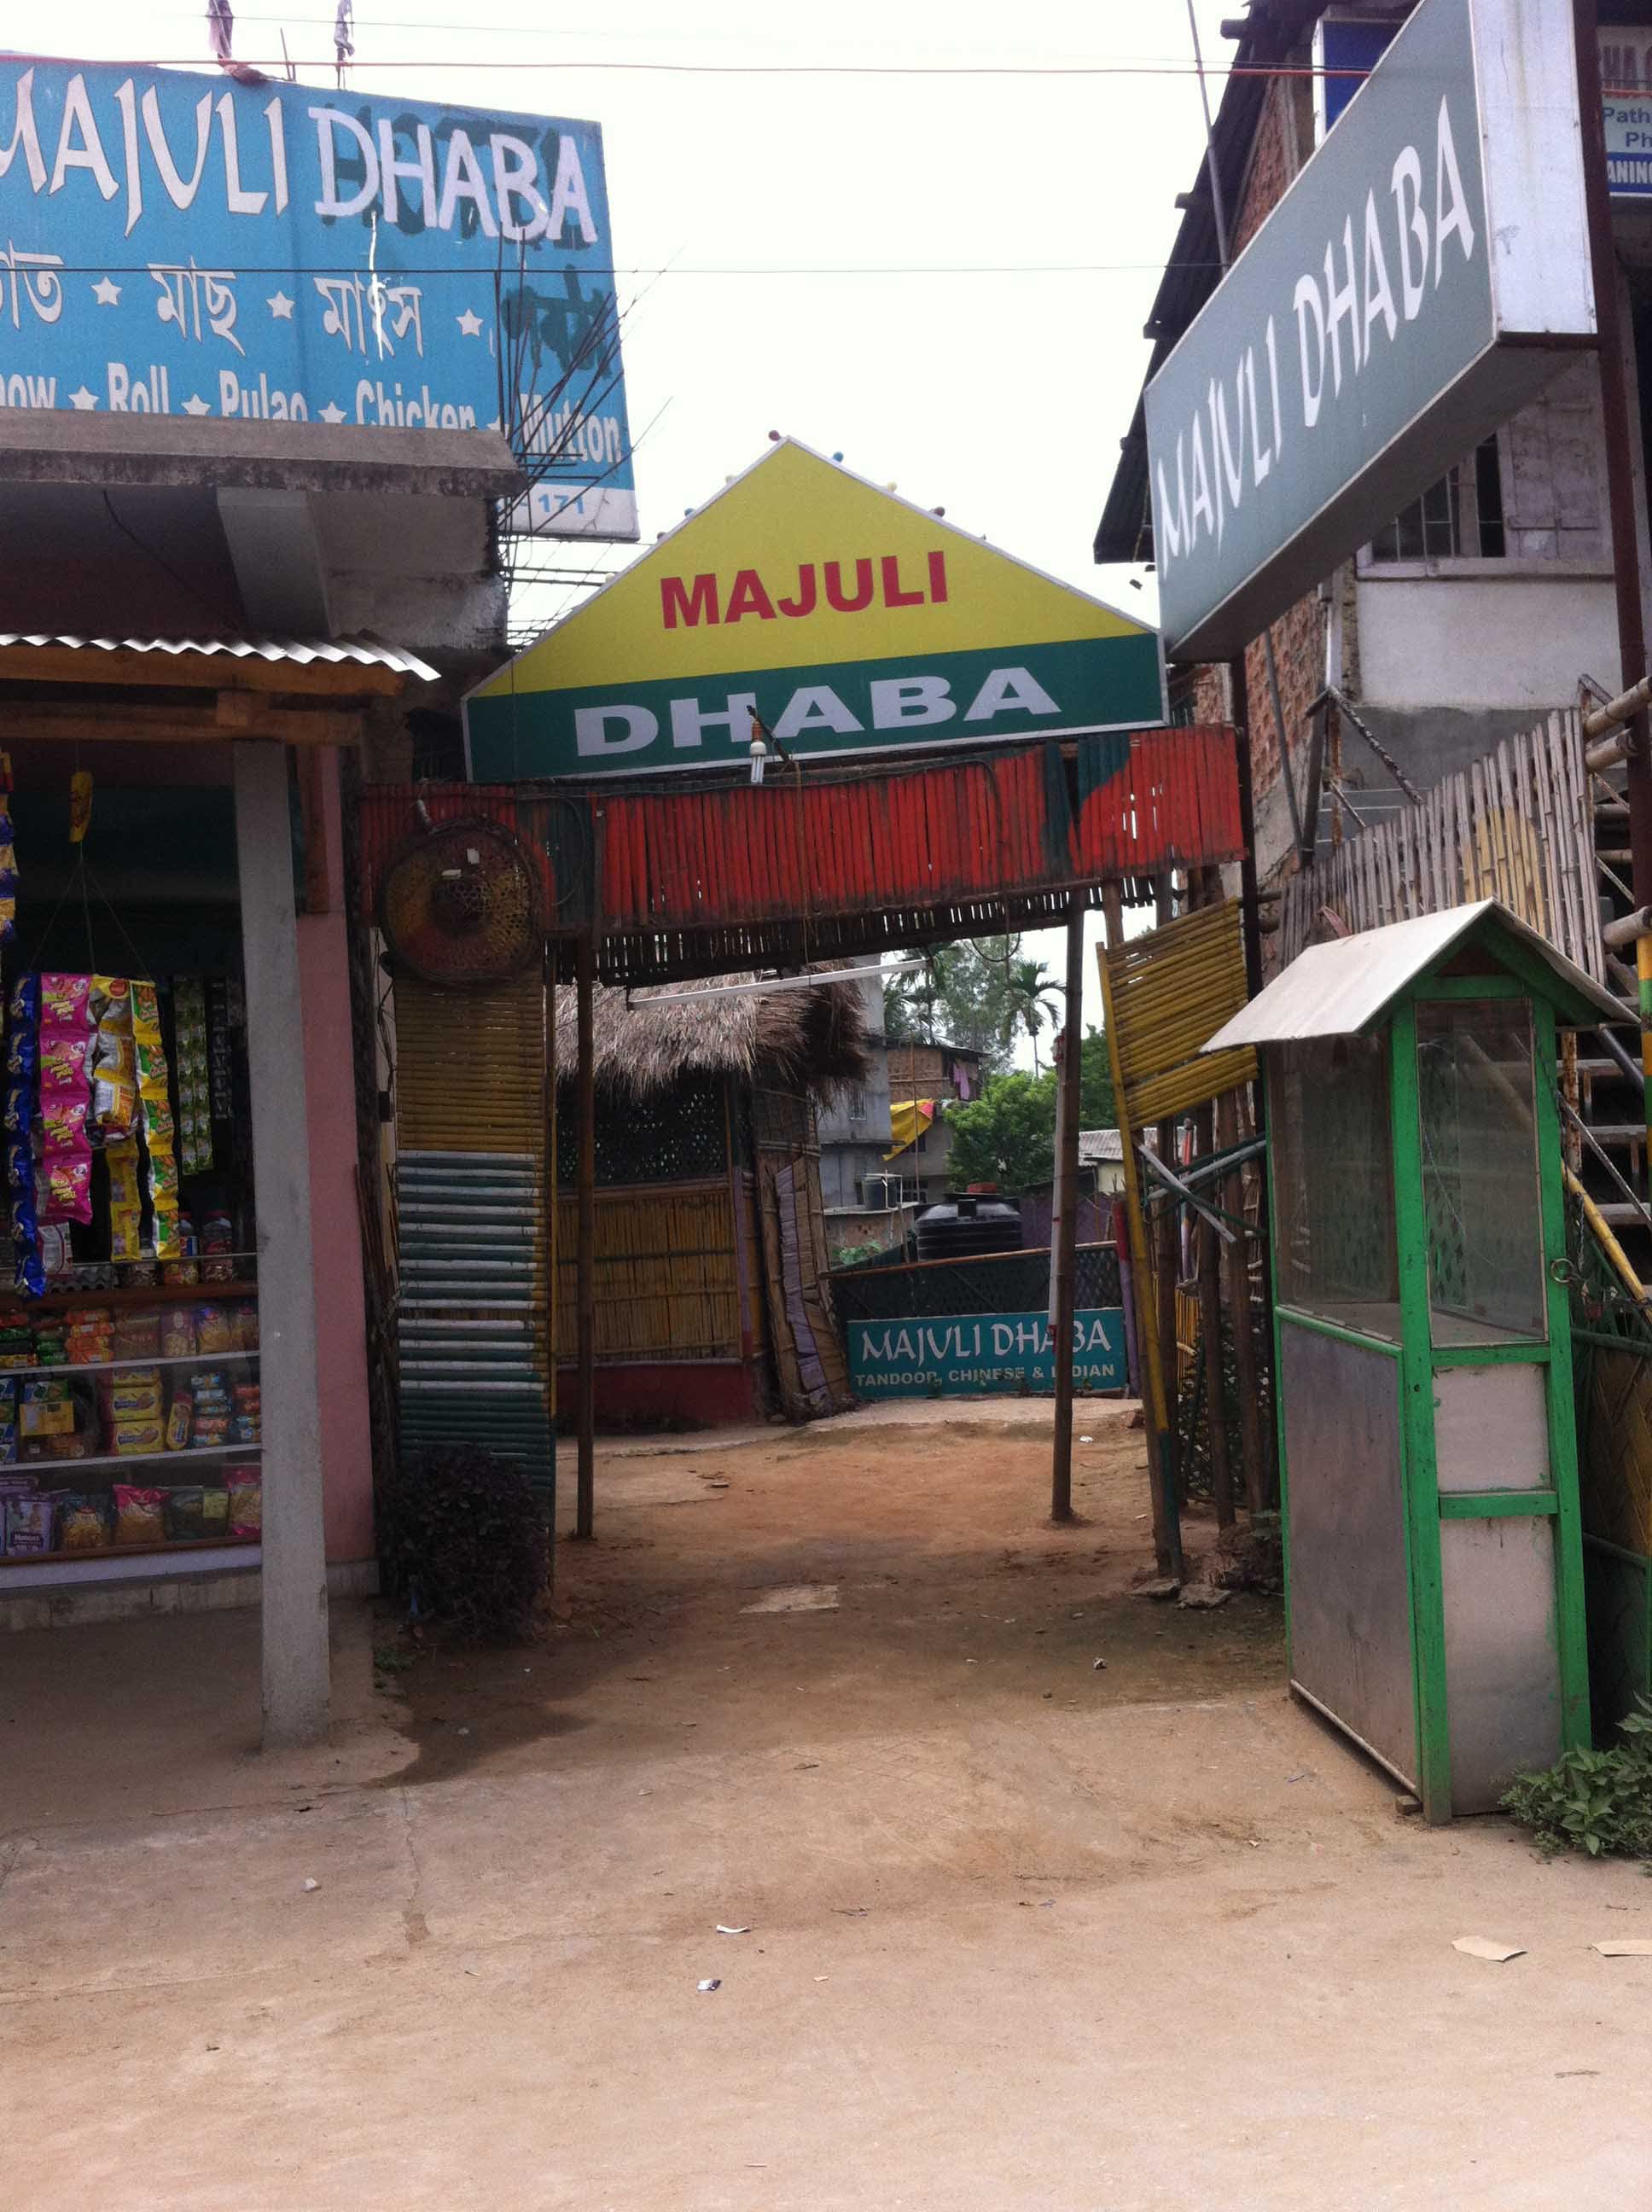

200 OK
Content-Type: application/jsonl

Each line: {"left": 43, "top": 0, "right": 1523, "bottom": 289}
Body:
{"left": 914, "top": 1190, "right": 1023, "bottom": 1261}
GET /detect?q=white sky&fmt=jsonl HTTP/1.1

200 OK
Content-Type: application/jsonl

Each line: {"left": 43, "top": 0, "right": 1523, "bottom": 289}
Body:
{"left": 10, "top": 0, "right": 1242, "bottom": 1059}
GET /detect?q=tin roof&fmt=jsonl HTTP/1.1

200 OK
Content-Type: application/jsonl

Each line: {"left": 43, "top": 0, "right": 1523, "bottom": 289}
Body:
{"left": 1202, "top": 902, "right": 1623, "bottom": 1050}
{"left": 1078, "top": 1128, "right": 1124, "bottom": 1165}
{"left": 0, "top": 632, "right": 439, "bottom": 680}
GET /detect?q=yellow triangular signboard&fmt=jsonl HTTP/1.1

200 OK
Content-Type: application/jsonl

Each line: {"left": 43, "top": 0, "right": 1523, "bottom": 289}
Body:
{"left": 465, "top": 439, "right": 1164, "bottom": 779}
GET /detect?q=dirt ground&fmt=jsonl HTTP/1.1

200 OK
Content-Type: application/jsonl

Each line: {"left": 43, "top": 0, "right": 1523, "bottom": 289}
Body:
{"left": 3, "top": 1406, "right": 1651, "bottom": 2210}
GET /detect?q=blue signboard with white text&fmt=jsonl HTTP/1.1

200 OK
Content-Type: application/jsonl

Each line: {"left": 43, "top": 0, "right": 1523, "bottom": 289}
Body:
{"left": 0, "top": 54, "right": 635, "bottom": 537}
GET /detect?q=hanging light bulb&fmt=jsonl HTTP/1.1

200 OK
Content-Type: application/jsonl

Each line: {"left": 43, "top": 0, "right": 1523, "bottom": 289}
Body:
{"left": 748, "top": 706, "right": 769, "bottom": 787}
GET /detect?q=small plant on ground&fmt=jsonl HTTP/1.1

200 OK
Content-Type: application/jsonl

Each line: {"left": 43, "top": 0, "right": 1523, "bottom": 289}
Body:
{"left": 1501, "top": 1699, "right": 1652, "bottom": 1858}
{"left": 378, "top": 1445, "right": 549, "bottom": 1644}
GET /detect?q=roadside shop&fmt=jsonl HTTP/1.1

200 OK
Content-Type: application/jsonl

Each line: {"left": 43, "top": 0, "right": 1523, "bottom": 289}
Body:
{"left": 0, "top": 635, "right": 434, "bottom": 1746}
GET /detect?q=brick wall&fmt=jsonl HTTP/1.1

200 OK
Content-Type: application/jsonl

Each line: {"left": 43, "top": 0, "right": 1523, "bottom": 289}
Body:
{"left": 1244, "top": 592, "right": 1323, "bottom": 809}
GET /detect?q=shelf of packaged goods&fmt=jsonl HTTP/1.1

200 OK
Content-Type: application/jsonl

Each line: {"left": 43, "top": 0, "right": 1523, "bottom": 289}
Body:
{"left": 0, "top": 1534, "right": 258, "bottom": 1569}
{"left": 17, "top": 1281, "right": 258, "bottom": 1313}
{"left": 3, "top": 1441, "right": 262, "bottom": 1479}
{"left": 3, "top": 1348, "right": 260, "bottom": 1381}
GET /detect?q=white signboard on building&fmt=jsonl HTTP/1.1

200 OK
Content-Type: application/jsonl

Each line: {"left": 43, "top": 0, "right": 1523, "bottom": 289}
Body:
{"left": 1143, "top": 0, "right": 1595, "bottom": 662}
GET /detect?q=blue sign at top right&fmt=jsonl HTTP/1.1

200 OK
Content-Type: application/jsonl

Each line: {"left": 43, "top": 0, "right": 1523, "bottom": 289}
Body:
{"left": 1320, "top": 15, "right": 1652, "bottom": 199}
{"left": 1603, "top": 27, "right": 1652, "bottom": 195}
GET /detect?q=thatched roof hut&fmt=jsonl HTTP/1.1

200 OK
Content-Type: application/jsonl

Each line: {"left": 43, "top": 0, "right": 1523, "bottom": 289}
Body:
{"left": 552, "top": 975, "right": 871, "bottom": 1098}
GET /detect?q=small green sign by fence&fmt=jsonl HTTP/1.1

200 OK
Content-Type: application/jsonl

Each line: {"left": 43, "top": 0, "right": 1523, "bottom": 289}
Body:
{"left": 846, "top": 1308, "right": 1127, "bottom": 1400}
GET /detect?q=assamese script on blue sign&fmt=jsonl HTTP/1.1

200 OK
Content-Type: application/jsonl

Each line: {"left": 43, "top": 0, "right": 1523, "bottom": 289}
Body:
{"left": 0, "top": 55, "right": 636, "bottom": 538}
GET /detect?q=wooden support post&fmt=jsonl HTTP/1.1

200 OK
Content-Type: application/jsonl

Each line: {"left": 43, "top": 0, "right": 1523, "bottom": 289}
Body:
{"left": 234, "top": 742, "right": 329, "bottom": 1749}
{"left": 1101, "top": 882, "right": 1184, "bottom": 1581}
{"left": 574, "top": 931, "right": 596, "bottom": 1541}
{"left": 1050, "top": 895, "right": 1085, "bottom": 1524}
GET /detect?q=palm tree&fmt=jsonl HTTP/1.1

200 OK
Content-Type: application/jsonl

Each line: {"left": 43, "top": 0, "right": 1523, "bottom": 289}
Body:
{"left": 1004, "top": 956, "right": 1062, "bottom": 1074}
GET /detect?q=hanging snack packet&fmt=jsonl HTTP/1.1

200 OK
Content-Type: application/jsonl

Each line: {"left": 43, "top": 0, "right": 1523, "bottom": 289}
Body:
{"left": 0, "top": 794, "right": 16, "bottom": 946}
{"left": 44, "top": 1153, "right": 91, "bottom": 1227}
{"left": 40, "top": 975, "right": 90, "bottom": 1028}
{"left": 173, "top": 977, "right": 213, "bottom": 1175}
{"left": 90, "top": 977, "right": 137, "bottom": 1141}
{"left": 3, "top": 1074, "right": 32, "bottom": 1138}
{"left": 106, "top": 1138, "right": 143, "bottom": 1262}
{"left": 41, "top": 1091, "right": 89, "bottom": 1152}
{"left": 4, "top": 974, "right": 41, "bottom": 1299}
{"left": 37, "top": 974, "right": 94, "bottom": 1231}
{"left": 131, "top": 983, "right": 180, "bottom": 1258}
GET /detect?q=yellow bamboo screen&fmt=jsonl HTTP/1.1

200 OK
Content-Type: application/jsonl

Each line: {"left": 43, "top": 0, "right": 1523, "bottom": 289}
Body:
{"left": 394, "top": 969, "right": 548, "bottom": 1153}
{"left": 554, "top": 1184, "right": 742, "bottom": 1362}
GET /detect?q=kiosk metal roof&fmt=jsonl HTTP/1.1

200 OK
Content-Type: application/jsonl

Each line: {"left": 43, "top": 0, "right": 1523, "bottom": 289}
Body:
{"left": 1203, "top": 901, "right": 1623, "bottom": 1049}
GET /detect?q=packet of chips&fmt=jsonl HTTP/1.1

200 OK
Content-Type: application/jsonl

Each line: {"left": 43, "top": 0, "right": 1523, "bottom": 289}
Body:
{"left": 40, "top": 975, "right": 90, "bottom": 1027}
{"left": 5, "top": 972, "right": 41, "bottom": 1296}
{"left": 54, "top": 1493, "right": 111, "bottom": 1551}
{"left": 37, "top": 973, "right": 94, "bottom": 1231}
{"left": 131, "top": 981, "right": 179, "bottom": 1258}
{"left": 105, "top": 1137, "right": 143, "bottom": 1262}
{"left": 113, "top": 1484, "right": 166, "bottom": 1543}
{"left": 226, "top": 1467, "right": 261, "bottom": 1539}
{"left": 0, "top": 755, "right": 16, "bottom": 947}
{"left": 90, "top": 977, "right": 137, "bottom": 1142}
{"left": 173, "top": 977, "right": 213, "bottom": 1176}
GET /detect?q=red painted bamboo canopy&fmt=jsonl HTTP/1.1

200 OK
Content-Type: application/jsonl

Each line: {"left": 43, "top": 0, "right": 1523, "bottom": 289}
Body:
{"left": 357, "top": 727, "right": 1243, "bottom": 983}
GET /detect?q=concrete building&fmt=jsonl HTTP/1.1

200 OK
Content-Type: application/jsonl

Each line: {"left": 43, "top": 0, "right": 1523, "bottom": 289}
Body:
{"left": 1095, "top": 0, "right": 1637, "bottom": 894}
{"left": 816, "top": 969, "right": 895, "bottom": 1211}
{"left": 0, "top": 61, "right": 544, "bottom": 1759}
{"left": 878, "top": 1039, "right": 986, "bottom": 1208}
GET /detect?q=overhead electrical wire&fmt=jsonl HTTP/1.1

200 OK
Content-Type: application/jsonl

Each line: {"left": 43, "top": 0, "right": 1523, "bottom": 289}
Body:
{"left": 18, "top": 53, "right": 1380, "bottom": 80}
{"left": 0, "top": 260, "right": 1226, "bottom": 278}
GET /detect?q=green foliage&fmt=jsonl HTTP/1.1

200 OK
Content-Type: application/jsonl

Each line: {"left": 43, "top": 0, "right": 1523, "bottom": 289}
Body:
{"left": 1501, "top": 1700, "right": 1652, "bottom": 1857}
{"left": 946, "top": 1068, "right": 1055, "bottom": 1191}
{"left": 945, "top": 1030, "right": 1117, "bottom": 1195}
{"left": 884, "top": 935, "right": 1069, "bottom": 1074}
{"left": 1077, "top": 1026, "right": 1117, "bottom": 1131}
{"left": 379, "top": 1445, "right": 549, "bottom": 1644}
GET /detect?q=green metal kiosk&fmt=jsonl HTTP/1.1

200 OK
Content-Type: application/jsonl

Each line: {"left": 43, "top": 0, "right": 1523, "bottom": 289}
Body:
{"left": 1204, "top": 901, "right": 1621, "bottom": 1823}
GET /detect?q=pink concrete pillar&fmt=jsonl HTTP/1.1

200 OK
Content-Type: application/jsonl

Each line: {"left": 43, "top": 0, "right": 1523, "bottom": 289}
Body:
{"left": 295, "top": 750, "right": 375, "bottom": 1566}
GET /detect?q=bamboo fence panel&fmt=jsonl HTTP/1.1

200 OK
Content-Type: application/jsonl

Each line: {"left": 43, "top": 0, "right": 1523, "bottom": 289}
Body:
{"left": 1277, "top": 707, "right": 1603, "bottom": 981}
{"left": 553, "top": 1184, "right": 742, "bottom": 1362}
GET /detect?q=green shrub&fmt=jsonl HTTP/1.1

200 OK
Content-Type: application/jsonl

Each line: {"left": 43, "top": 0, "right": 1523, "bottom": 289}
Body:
{"left": 1501, "top": 1700, "right": 1652, "bottom": 1858}
{"left": 379, "top": 1445, "right": 548, "bottom": 1643}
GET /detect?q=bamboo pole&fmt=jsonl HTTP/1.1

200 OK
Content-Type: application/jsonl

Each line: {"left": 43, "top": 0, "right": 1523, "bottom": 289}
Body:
{"left": 1102, "top": 883, "right": 1183, "bottom": 1581}
{"left": 1221, "top": 1080, "right": 1271, "bottom": 1514}
{"left": 1195, "top": 1172, "right": 1234, "bottom": 1524}
{"left": 574, "top": 930, "right": 596, "bottom": 1541}
{"left": 1153, "top": 873, "right": 1183, "bottom": 1516}
{"left": 1050, "top": 895, "right": 1084, "bottom": 1525}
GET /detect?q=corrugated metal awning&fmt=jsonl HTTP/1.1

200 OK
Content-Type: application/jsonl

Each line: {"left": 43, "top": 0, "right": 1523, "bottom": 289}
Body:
{"left": 1202, "top": 901, "right": 1624, "bottom": 1050}
{"left": 0, "top": 632, "right": 439, "bottom": 681}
